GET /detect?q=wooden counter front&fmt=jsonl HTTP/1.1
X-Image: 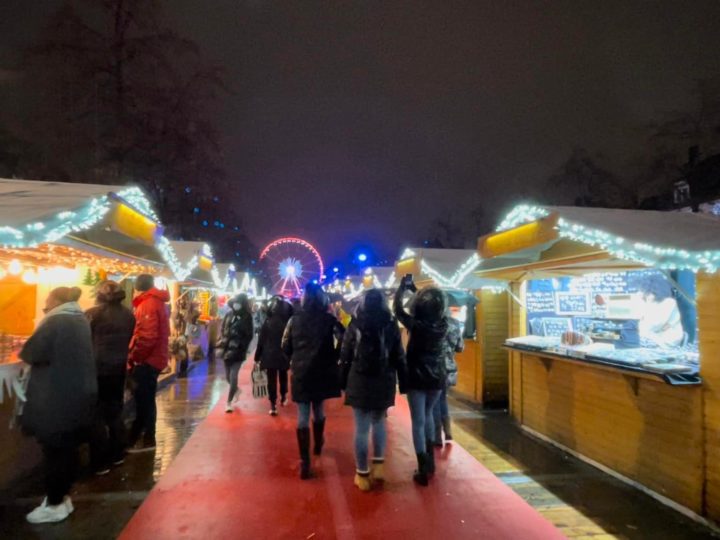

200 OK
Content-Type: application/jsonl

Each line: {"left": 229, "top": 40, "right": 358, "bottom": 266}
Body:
{"left": 513, "top": 350, "right": 704, "bottom": 514}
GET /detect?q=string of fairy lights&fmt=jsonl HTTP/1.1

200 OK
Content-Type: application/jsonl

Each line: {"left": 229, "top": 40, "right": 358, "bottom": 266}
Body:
{"left": 0, "top": 187, "right": 263, "bottom": 295}
{"left": 496, "top": 204, "right": 720, "bottom": 273}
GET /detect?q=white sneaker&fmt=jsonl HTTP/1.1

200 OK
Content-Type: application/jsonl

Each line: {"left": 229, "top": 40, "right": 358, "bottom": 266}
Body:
{"left": 64, "top": 496, "right": 74, "bottom": 514}
{"left": 26, "top": 498, "right": 70, "bottom": 524}
{"left": 225, "top": 404, "right": 233, "bottom": 413}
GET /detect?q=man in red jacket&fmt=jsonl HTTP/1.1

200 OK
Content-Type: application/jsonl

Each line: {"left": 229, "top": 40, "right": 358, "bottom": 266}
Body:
{"left": 127, "top": 274, "right": 170, "bottom": 453}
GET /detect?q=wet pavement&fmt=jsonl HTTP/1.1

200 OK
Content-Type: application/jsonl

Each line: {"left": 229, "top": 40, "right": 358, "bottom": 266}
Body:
{"left": 448, "top": 396, "right": 719, "bottom": 539}
{"left": 0, "top": 359, "right": 226, "bottom": 540}
{"left": 1, "top": 361, "right": 718, "bottom": 539}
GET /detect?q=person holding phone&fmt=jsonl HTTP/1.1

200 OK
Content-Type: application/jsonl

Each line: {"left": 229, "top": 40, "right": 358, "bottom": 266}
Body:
{"left": 393, "top": 274, "right": 449, "bottom": 486}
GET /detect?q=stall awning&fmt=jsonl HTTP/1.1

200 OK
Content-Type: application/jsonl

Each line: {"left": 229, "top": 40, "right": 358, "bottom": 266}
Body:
{"left": 167, "top": 241, "right": 215, "bottom": 286}
{"left": 478, "top": 204, "right": 720, "bottom": 275}
{"left": 395, "top": 247, "right": 482, "bottom": 289}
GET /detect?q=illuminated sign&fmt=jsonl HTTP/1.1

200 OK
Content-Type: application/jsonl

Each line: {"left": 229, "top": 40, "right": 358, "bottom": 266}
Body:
{"left": 106, "top": 201, "right": 162, "bottom": 246}
{"left": 478, "top": 214, "right": 559, "bottom": 258}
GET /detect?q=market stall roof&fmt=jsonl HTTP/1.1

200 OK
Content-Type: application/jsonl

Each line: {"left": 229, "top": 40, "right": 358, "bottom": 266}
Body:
{"left": 167, "top": 240, "right": 215, "bottom": 286}
{"left": 0, "top": 178, "right": 167, "bottom": 270}
{"left": 363, "top": 266, "right": 397, "bottom": 289}
{"left": 213, "top": 263, "right": 236, "bottom": 291}
{"left": 396, "top": 247, "right": 504, "bottom": 290}
{"left": 477, "top": 204, "right": 720, "bottom": 277}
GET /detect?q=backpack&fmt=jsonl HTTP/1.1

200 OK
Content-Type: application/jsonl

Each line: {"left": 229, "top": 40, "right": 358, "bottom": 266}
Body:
{"left": 353, "top": 323, "right": 389, "bottom": 376}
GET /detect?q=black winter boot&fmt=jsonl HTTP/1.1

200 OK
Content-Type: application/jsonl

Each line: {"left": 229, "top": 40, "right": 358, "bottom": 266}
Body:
{"left": 442, "top": 416, "right": 453, "bottom": 441}
{"left": 296, "top": 428, "right": 311, "bottom": 479}
{"left": 426, "top": 440, "right": 436, "bottom": 474}
{"left": 312, "top": 419, "right": 326, "bottom": 456}
{"left": 413, "top": 453, "right": 429, "bottom": 486}
{"left": 434, "top": 423, "right": 443, "bottom": 447}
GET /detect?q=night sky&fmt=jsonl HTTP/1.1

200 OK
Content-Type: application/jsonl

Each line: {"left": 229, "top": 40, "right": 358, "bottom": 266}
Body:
{"left": 2, "top": 1, "right": 720, "bottom": 264}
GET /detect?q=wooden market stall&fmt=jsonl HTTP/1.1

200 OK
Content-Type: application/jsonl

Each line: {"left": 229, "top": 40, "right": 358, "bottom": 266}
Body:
{"left": 0, "top": 178, "right": 168, "bottom": 488}
{"left": 166, "top": 241, "right": 220, "bottom": 362}
{"left": 394, "top": 247, "right": 509, "bottom": 406}
{"left": 477, "top": 204, "right": 720, "bottom": 523}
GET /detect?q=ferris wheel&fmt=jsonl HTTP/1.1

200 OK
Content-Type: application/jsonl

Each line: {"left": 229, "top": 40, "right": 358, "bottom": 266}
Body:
{"left": 259, "top": 237, "right": 325, "bottom": 297}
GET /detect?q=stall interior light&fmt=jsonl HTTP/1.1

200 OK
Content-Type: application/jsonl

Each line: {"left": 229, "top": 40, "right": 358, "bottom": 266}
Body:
{"left": 21, "top": 269, "right": 37, "bottom": 284}
{"left": 496, "top": 204, "right": 720, "bottom": 273}
{"left": 8, "top": 259, "right": 22, "bottom": 275}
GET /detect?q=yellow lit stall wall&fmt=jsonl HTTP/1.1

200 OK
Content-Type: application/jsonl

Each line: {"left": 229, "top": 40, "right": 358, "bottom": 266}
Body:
{"left": 480, "top": 289, "right": 509, "bottom": 404}
{"left": 454, "top": 340, "right": 477, "bottom": 401}
{"left": 479, "top": 215, "right": 558, "bottom": 259}
{"left": 198, "top": 256, "right": 213, "bottom": 272}
{"left": 109, "top": 203, "right": 159, "bottom": 245}
{"left": 0, "top": 278, "right": 36, "bottom": 335}
{"left": 508, "top": 281, "right": 526, "bottom": 420}
{"left": 699, "top": 272, "right": 720, "bottom": 521}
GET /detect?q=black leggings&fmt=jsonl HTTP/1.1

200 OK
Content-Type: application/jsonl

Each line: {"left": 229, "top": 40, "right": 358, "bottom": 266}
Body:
{"left": 41, "top": 430, "right": 86, "bottom": 505}
{"left": 266, "top": 368, "right": 288, "bottom": 407}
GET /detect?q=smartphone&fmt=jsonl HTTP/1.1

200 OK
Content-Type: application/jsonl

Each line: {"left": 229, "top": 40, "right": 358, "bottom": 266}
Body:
{"left": 403, "top": 273, "right": 417, "bottom": 291}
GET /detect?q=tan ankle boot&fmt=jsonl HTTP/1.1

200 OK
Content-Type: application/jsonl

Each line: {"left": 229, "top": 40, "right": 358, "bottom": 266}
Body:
{"left": 354, "top": 472, "right": 372, "bottom": 491}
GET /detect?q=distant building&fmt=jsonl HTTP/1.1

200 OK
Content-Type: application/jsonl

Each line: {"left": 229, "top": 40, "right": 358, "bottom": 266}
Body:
{"left": 640, "top": 148, "right": 720, "bottom": 217}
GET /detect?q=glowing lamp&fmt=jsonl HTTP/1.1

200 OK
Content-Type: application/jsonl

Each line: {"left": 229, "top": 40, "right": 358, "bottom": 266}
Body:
{"left": 8, "top": 259, "right": 22, "bottom": 275}
{"left": 358, "top": 253, "right": 368, "bottom": 262}
{"left": 22, "top": 269, "right": 38, "bottom": 284}
{"left": 333, "top": 267, "right": 339, "bottom": 273}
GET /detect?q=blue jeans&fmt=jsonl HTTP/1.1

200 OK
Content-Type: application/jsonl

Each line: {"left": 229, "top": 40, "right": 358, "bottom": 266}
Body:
{"left": 352, "top": 408, "right": 387, "bottom": 473}
{"left": 433, "top": 387, "right": 449, "bottom": 435}
{"left": 407, "top": 389, "right": 441, "bottom": 453}
{"left": 297, "top": 400, "right": 325, "bottom": 429}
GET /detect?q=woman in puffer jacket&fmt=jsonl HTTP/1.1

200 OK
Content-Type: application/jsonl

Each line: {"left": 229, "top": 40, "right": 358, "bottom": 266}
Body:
{"left": 254, "top": 295, "right": 293, "bottom": 416}
{"left": 20, "top": 287, "right": 97, "bottom": 524}
{"left": 340, "top": 289, "right": 406, "bottom": 491}
{"left": 394, "top": 276, "right": 449, "bottom": 486}
{"left": 282, "top": 283, "right": 345, "bottom": 479}
{"left": 217, "top": 294, "right": 254, "bottom": 413}
{"left": 86, "top": 281, "right": 136, "bottom": 474}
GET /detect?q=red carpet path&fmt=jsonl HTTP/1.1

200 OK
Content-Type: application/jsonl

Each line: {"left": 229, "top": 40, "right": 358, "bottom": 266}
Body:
{"left": 120, "top": 363, "right": 565, "bottom": 540}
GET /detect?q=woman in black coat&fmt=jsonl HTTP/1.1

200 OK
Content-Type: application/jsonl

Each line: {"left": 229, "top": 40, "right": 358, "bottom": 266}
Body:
{"left": 254, "top": 295, "right": 293, "bottom": 416}
{"left": 20, "top": 286, "right": 97, "bottom": 524}
{"left": 282, "top": 283, "right": 344, "bottom": 479}
{"left": 85, "top": 281, "right": 136, "bottom": 473}
{"left": 217, "top": 293, "right": 254, "bottom": 413}
{"left": 394, "top": 276, "right": 449, "bottom": 486}
{"left": 340, "top": 289, "right": 406, "bottom": 491}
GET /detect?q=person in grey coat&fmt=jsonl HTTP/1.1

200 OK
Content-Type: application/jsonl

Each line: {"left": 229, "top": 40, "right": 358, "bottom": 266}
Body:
{"left": 20, "top": 286, "right": 97, "bottom": 524}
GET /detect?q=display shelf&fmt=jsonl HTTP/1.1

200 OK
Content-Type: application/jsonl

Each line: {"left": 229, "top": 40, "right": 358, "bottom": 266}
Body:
{"left": 503, "top": 344, "right": 701, "bottom": 386}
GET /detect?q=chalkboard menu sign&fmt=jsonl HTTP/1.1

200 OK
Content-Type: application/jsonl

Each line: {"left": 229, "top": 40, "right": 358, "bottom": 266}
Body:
{"left": 541, "top": 317, "right": 572, "bottom": 337}
{"left": 526, "top": 291, "right": 555, "bottom": 313}
{"left": 556, "top": 292, "right": 590, "bottom": 315}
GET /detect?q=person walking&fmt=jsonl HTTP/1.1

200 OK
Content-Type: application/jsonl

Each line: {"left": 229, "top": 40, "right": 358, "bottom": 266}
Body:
{"left": 86, "top": 281, "right": 136, "bottom": 474}
{"left": 433, "top": 316, "right": 463, "bottom": 447}
{"left": 254, "top": 295, "right": 293, "bottom": 416}
{"left": 217, "top": 293, "right": 254, "bottom": 413}
{"left": 20, "top": 287, "right": 97, "bottom": 524}
{"left": 393, "top": 276, "right": 449, "bottom": 486}
{"left": 127, "top": 274, "right": 170, "bottom": 452}
{"left": 282, "top": 283, "right": 344, "bottom": 479}
{"left": 340, "top": 289, "right": 406, "bottom": 491}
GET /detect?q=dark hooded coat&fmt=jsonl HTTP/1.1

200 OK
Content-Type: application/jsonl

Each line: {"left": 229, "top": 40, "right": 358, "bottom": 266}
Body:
{"left": 282, "top": 288, "right": 344, "bottom": 403}
{"left": 254, "top": 299, "right": 293, "bottom": 370}
{"left": 340, "top": 294, "right": 407, "bottom": 410}
{"left": 393, "top": 284, "right": 449, "bottom": 391}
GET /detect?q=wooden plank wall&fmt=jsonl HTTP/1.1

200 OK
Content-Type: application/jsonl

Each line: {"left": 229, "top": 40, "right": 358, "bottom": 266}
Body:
{"left": 508, "top": 282, "right": 526, "bottom": 420}
{"left": 481, "top": 290, "right": 509, "bottom": 404}
{"left": 520, "top": 353, "right": 704, "bottom": 514}
{"left": 699, "top": 272, "right": 720, "bottom": 520}
{"left": 454, "top": 340, "right": 478, "bottom": 401}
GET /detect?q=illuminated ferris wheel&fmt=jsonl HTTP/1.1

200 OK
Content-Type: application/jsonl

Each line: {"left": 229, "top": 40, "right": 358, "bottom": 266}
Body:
{"left": 259, "top": 237, "right": 325, "bottom": 297}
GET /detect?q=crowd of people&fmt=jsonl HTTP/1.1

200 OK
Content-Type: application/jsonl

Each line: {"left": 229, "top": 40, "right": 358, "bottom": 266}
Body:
{"left": 18, "top": 275, "right": 170, "bottom": 524}
{"left": 245, "top": 277, "right": 461, "bottom": 490}
{"left": 16, "top": 272, "right": 463, "bottom": 524}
